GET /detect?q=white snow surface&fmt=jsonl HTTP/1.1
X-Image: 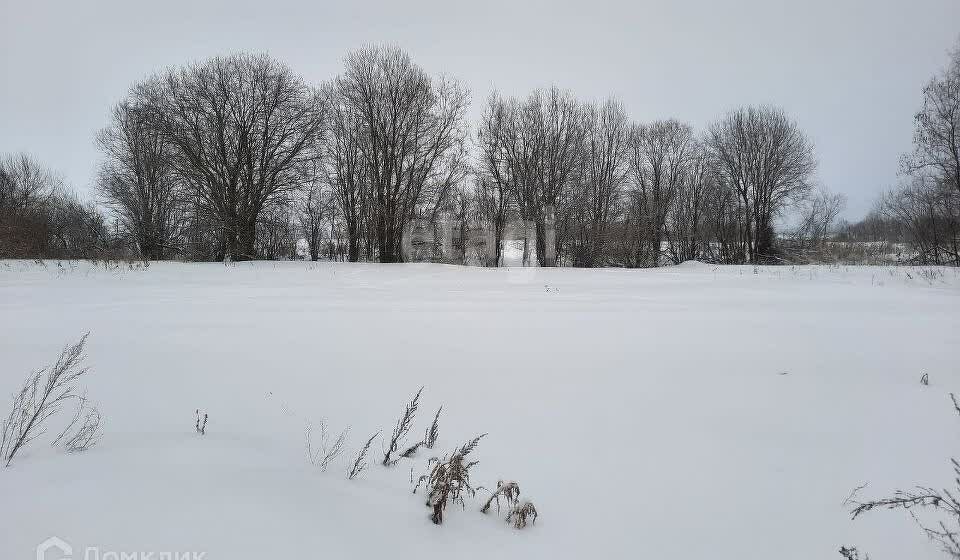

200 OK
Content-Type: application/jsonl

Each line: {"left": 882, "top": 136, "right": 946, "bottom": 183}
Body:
{"left": 1, "top": 260, "right": 959, "bottom": 559}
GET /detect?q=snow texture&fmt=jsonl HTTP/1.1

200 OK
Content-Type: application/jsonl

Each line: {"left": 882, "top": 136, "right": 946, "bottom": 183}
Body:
{"left": 1, "top": 260, "right": 959, "bottom": 559}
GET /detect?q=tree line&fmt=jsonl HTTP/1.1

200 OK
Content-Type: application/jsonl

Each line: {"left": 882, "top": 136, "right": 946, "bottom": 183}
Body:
{"left": 6, "top": 43, "right": 953, "bottom": 266}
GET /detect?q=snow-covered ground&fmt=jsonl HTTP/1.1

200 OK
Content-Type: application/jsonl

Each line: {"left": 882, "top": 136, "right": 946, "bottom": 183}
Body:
{"left": 1, "top": 260, "right": 959, "bottom": 560}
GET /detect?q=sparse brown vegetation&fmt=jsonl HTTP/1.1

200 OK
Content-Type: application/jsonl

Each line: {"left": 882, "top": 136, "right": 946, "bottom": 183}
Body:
{"left": 480, "top": 480, "right": 520, "bottom": 515}
{"left": 413, "top": 434, "right": 485, "bottom": 524}
{"left": 507, "top": 500, "right": 539, "bottom": 529}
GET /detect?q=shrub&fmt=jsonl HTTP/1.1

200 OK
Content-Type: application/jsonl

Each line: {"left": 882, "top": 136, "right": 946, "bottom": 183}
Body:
{"left": 1, "top": 334, "right": 91, "bottom": 467}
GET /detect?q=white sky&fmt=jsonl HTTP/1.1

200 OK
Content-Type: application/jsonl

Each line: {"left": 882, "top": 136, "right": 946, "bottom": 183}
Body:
{"left": 2, "top": 0, "right": 958, "bottom": 218}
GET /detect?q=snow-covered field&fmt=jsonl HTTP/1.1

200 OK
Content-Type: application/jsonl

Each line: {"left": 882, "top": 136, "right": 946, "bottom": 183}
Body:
{"left": 1, "top": 260, "right": 959, "bottom": 560}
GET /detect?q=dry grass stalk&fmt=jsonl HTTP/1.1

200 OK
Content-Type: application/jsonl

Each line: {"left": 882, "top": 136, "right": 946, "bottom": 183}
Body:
{"left": 383, "top": 387, "right": 422, "bottom": 466}
{"left": 423, "top": 406, "right": 441, "bottom": 449}
{"left": 348, "top": 431, "right": 379, "bottom": 480}
{"left": 306, "top": 421, "right": 348, "bottom": 472}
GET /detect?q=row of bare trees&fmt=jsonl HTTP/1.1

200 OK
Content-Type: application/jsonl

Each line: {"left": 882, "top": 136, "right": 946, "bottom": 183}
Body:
{"left": 90, "top": 48, "right": 469, "bottom": 263}
{"left": 476, "top": 92, "right": 817, "bottom": 266}
{"left": 3, "top": 46, "right": 826, "bottom": 265}
{"left": 95, "top": 54, "right": 326, "bottom": 262}
{"left": 0, "top": 153, "right": 112, "bottom": 259}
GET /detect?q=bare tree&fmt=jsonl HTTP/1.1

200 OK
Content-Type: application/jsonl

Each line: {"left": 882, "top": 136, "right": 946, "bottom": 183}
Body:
{"left": 475, "top": 92, "right": 522, "bottom": 266}
{"left": 791, "top": 186, "right": 847, "bottom": 255}
{"left": 255, "top": 204, "right": 299, "bottom": 260}
{"left": 136, "top": 54, "right": 326, "bottom": 261}
{"left": 334, "top": 46, "right": 469, "bottom": 262}
{"left": 706, "top": 106, "right": 816, "bottom": 263}
{"left": 0, "top": 153, "right": 61, "bottom": 258}
{"left": 322, "top": 85, "right": 369, "bottom": 261}
{"left": 574, "top": 98, "right": 630, "bottom": 266}
{"left": 96, "top": 101, "right": 182, "bottom": 260}
{"left": 664, "top": 143, "right": 716, "bottom": 264}
{"left": 628, "top": 120, "right": 697, "bottom": 267}
{"left": 477, "top": 87, "right": 586, "bottom": 266}
{"left": 885, "top": 40, "right": 960, "bottom": 266}
{"left": 881, "top": 177, "right": 960, "bottom": 265}
{"left": 519, "top": 87, "right": 586, "bottom": 266}
{"left": 904, "top": 40, "right": 960, "bottom": 199}
{"left": 294, "top": 172, "right": 330, "bottom": 261}
{"left": 47, "top": 192, "right": 109, "bottom": 259}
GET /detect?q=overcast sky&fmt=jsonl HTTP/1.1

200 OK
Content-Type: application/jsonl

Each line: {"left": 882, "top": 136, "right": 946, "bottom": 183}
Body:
{"left": 2, "top": 0, "right": 958, "bottom": 218}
